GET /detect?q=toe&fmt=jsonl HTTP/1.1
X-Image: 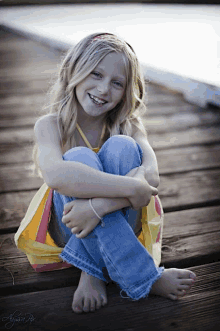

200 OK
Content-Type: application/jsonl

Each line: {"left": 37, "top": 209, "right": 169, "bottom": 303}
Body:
{"left": 90, "top": 298, "right": 96, "bottom": 312}
{"left": 178, "top": 269, "right": 196, "bottom": 280}
{"left": 180, "top": 278, "right": 195, "bottom": 286}
{"left": 168, "top": 293, "right": 178, "bottom": 301}
{"left": 83, "top": 298, "right": 90, "bottom": 313}
{"left": 101, "top": 295, "right": 107, "bottom": 306}
{"left": 178, "top": 284, "right": 191, "bottom": 291}
{"left": 95, "top": 297, "right": 102, "bottom": 310}
{"left": 177, "top": 290, "right": 186, "bottom": 297}
{"left": 72, "top": 297, "right": 83, "bottom": 314}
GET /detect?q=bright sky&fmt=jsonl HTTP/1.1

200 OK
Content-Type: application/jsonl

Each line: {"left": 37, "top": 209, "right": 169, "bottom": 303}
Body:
{"left": 0, "top": 4, "right": 219, "bottom": 87}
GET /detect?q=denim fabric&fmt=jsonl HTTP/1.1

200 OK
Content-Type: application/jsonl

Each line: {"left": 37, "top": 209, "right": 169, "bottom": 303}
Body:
{"left": 53, "top": 135, "right": 164, "bottom": 300}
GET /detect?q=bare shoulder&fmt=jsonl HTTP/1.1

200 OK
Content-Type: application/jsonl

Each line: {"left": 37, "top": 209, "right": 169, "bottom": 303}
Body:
{"left": 131, "top": 118, "right": 147, "bottom": 141}
{"left": 34, "top": 113, "right": 58, "bottom": 131}
{"left": 34, "top": 114, "right": 61, "bottom": 145}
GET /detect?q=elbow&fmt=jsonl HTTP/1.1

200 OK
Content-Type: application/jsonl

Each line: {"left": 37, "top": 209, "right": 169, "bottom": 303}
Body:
{"left": 42, "top": 172, "right": 60, "bottom": 191}
{"left": 39, "top": 165, "right": 62, "bottom": 191}
{"left": 148, "top": 174, "right": 160, "bottom": 188}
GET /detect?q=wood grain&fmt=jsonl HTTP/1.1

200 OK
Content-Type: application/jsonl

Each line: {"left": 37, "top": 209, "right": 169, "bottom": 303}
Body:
{"left": 0, "top": 262, "right": 219, "bottom": 331}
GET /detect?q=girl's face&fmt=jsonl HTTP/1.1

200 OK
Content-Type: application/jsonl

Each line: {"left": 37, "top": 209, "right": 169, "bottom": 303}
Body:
{"left": 76, "top": 52, "right": 126, "bottom": 120}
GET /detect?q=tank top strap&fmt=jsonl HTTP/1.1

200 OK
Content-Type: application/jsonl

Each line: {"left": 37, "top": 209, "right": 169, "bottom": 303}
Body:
{"left": 76, "top": 123, "right": 106, "bottom": 150}
{"left": 76, "top": 123, "right": 93, "bottom": 150}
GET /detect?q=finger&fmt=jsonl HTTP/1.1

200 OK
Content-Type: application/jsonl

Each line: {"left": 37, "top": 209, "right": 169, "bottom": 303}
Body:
{"left": 76, "top": 229, "right": 89, "bottom": 239}
{"left": 62, "top": 215, "right": 71, "bottom": 224}
{"left": 61, "top": 215, "right": 68, "bottom": 224}
{"left": 63, "top": 201, "right": 75, "bottom": 215}
{"left": 71, "top": 227, "right": 81, "bottom": 234}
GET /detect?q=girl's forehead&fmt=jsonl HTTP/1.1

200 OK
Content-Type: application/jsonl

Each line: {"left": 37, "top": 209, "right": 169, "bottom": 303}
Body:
{"left": 95, "top": 52, "right": 126, "bottom": 80}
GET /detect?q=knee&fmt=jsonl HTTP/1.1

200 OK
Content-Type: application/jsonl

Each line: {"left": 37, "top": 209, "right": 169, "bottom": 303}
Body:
{"left": 106, "top": 135, "right": 137, "bottom": 150}
{"left": 63, "top": 146, "right": 94, "bottom": 161}
{"left": 63, "top": 147, "right": 103, "bottom": 171}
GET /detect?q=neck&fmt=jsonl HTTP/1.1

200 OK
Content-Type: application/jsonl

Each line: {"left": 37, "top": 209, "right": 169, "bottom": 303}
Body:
{"left": 77, "top": 111, "right": 105, "bottom": 131}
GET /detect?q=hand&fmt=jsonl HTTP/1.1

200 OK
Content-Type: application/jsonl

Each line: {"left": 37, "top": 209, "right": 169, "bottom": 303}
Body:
{"left": 62, "top": 199, "right": 101, "bottom": 238}
{"left": 125, "top": 166, "right": 158, "bottom": 210}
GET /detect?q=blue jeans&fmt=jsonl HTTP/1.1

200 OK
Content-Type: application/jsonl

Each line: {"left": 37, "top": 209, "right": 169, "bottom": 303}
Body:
{"left": 53, "top": 135, "right": 164, "bottom": 301}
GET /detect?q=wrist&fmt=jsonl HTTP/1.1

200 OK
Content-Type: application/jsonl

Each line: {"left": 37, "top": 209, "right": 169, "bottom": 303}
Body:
{"left": 92, "top": 197, "right": 131, "bottom": 217}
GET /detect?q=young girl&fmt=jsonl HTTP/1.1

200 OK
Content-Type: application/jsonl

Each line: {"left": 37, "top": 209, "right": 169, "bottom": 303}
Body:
{"left": 34, "top": 33, "right": 196, "bottom": 314}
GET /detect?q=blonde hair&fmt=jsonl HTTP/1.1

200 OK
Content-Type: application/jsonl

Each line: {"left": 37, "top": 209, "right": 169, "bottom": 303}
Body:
{"left": 33, "top": 32, "right": 147, "bottom": 176}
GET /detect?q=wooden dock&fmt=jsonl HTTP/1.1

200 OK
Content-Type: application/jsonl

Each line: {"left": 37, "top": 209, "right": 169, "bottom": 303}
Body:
{"left": 0, "top": 27, "right": 220, "bottom": 331}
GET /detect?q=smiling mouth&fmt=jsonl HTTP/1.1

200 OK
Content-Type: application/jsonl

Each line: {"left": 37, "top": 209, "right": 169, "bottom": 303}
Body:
{"left": 88, "top": 93, "right": 108, "bottom": 106}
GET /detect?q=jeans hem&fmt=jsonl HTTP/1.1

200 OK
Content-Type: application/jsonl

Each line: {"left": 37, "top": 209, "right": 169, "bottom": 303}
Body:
{"left": 120, "top": 266, "right": 165, "bottom": 301}
{"left": 59, "top": 250, "right": 108, "bottom": 283}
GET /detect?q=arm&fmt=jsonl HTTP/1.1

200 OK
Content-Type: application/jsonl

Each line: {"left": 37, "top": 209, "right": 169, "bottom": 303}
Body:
{"left": 62, "top": 166, "right": 157, "bottom": 239}
{"left": 34, "top": 114, "right": 139, "bottom": 199}
{"left": 131, "top": 123, "right": 160, "bottom": 188}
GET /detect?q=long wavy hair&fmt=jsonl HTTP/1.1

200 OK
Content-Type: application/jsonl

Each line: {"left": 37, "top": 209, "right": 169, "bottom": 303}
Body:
{"left": 33, "top": 32, "right": 147, "bottom": 177}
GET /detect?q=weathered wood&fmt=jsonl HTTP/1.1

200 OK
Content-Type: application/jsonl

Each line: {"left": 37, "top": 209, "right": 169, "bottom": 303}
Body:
{"left": 1, "top": 27, "right": 220, "bottom": 331}
{"left": 0, "top": 116, "right": 38, "bottom": 129}
{"left": 1, "top": 163, "right": 220, "bottom": 210}
{"left": 0, "top": 145, "right": 34, "bottom": 165}
{"left": 0, "top": 190, "right": 37, "bottom": 231}
{"left": 156, "top": 144, "right": 220, "bottom": 174}
{"left": 144, "top": 110, "right": 220, "bottom": 133}
{"left": 1, "top": 125, "right": 220, "bottom": 152}
{"left": 1, "top": 206, "right": 219, "bottom": 294}
{"left": 1, "top": 144, "right": 220, "bottom": 179}
{"left": 146, "top": 104, "right": 204, "bottom": 117}
{"left": 159, "top": 169, "right": 220, "bottom": 211}
{"left": 0, "top": 262, "right": 219, "bottom": 331}
{"left": 2, "top": 108, "right": 220, "bottom": 133}
{"left": 149, "top": 126, "right": 220, "bottom": 150}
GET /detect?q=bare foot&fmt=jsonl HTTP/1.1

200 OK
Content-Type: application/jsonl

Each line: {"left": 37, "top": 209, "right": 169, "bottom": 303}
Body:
{"left": 150, "top": 268, "right": 196, "bottom": 300}
{"left": 72, "top": 271, "right": 108, "bottom": 313}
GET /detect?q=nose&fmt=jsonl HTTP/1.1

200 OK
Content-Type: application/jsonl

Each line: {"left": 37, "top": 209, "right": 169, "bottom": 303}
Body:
{"left": 97, "top": 79, "right": 109, "bottom": 94}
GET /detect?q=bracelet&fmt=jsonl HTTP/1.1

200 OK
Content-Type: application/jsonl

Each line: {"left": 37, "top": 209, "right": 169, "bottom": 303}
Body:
{"left": 89, "top": 199, "right": 105, "bottom": 227}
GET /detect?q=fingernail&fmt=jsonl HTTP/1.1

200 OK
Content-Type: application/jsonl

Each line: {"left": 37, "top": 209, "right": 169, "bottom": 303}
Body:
{"left": 75, "top": 306, "right": 81, "bottom": 311}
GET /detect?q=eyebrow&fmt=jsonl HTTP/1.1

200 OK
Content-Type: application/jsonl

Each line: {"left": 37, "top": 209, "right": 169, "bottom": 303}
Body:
{"left": 95, "top": 66, "right": 126, "bottom": 82}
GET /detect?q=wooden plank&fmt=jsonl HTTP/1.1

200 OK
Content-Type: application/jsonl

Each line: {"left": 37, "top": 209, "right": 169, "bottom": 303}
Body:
{"left": 0, "top": 92, "right": 46, "bottom": 108}
{"left": 156, "top": 144, "right": 220, "bottom": 174}
{"left": 0, "top": 262, "right": 219, "bottom": 331}
{"left": 1, "top": 161, "right": 220, "bottom": 209}
{"left": 146, "top": 104, "right": 203, "bottom": 117}
{"left": 0, "top": 116, "right": 38, "bottom": 129}
{"left": 0, "top": 190, "right": 37, "bottom": 231}
{"left": 0, "top": 145, "right": 34, "bottom": 165}
{"left": 144, "top": 110, "right": 220, "bottom": 133}
{"left": 0, "top": 250, "right": 80, "bottom": 296}
{"left": 2, "top": 143, "right": 220, "bottom": 179}
{"left": 159, "top": 169, "right": 220, "bottom": 210}
{"left": 1, "top": 125, "right": 220, "bottom": 151}
{"left": 0, "top": 77, "right": 53, "bottom": 96}
{"left": 2, "top": 107, "right": 220, "bottom": 132}
{"left": 0, "top": 163, "right": 43, "bottom": 192}
{"left": 149, "top": 126, "right": 220, "bottom": 150}
{"left": 1, "top": 206, "right": 219, "bottom": 293}
{"left": 145, "top": 93, "right": 186, "bottom": 106}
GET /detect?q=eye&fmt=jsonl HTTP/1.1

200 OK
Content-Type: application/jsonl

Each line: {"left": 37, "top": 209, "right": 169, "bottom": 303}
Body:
{"left": 91, "top": 71, "right": 102, "bottom": 78}
{"left": 113, "top": 81, "right": 123, "bottom": 88}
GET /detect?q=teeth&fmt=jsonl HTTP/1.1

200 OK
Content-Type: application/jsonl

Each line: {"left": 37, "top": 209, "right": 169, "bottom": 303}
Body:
{"left": 89, "top": 94, "right": 106, "bottom": 105}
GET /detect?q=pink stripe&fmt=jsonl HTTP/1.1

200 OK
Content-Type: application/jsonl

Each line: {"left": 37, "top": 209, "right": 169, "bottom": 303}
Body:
{"left": 32, "top": 261, "right": 72, "bottom": 272}
{"left": 36, "top": 189, "right": 53, "bottom": 243}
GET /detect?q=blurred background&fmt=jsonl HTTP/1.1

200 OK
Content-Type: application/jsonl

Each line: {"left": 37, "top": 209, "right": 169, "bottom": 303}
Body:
{"left": 0, "top": 1, "right": 219, "bottom": 108}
